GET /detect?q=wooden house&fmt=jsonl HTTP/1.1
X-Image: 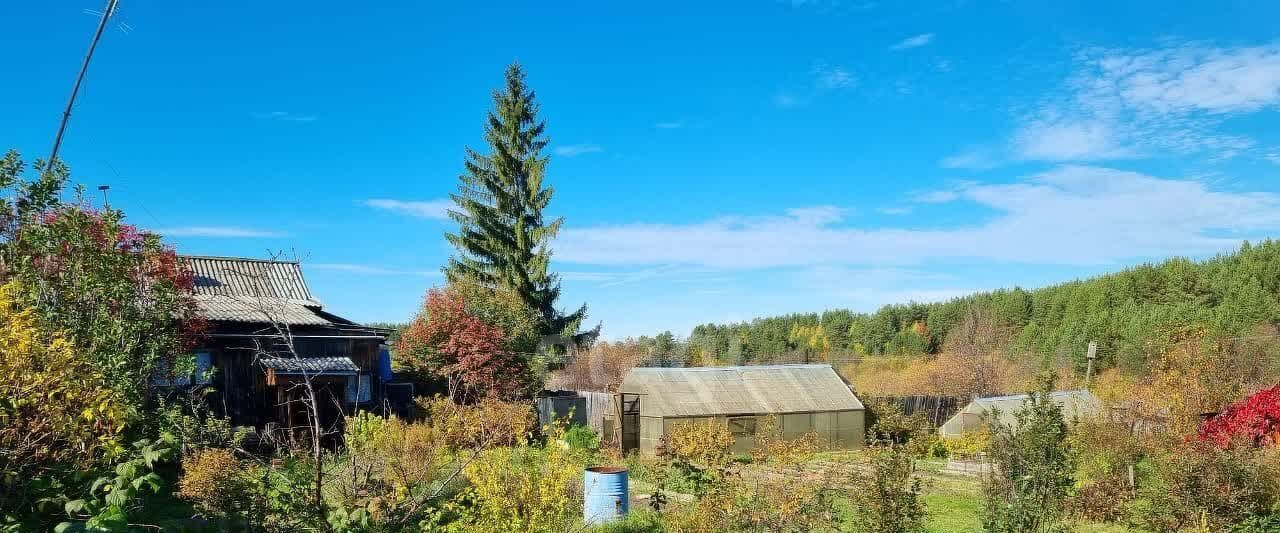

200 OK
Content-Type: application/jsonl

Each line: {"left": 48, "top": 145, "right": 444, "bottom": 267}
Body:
{"left": 178, "top": 256, "right": 392, "bottom": 438}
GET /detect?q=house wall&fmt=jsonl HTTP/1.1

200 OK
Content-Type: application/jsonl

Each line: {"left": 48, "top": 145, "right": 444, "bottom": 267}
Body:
{"left": 202, "top": 333, "right": 384, "bottom": 429}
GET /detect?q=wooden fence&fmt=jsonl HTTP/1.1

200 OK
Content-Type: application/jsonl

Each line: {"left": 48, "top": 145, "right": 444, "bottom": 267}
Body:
{"left": 868, "top": 394, "right": 962, "bottom": 428}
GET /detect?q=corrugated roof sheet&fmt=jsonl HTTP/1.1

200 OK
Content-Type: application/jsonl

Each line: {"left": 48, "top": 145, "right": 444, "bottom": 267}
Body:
{"left": 181, "top": 256, "right": 337, "bottom": 326}
{"left": 620, "top": 364, "right": 864, "bottom": 418}
{"left": 193, "top": 294, "right": 332, "bottom": 326}
{"left": 183, "top": 256, "right": 317, "bottom": 303}
{"left": 260, "top": 356, "right": 359, "bottom": 374}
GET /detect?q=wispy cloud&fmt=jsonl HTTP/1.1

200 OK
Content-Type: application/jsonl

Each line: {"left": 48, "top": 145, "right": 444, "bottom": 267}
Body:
{"left": 655, "top": 121, "right": 685, "bottom": 129}
{"left": 154, "top": 226, "right": 285, "bottom": 238}
{"left": 555, "top": 144, "right": 604, "bottom": 157}
{"left": 554, "top": 167, "right": 1280, "bottom": 269}
{"left": 1012, "top": 42, "right": 1279, "bottom": 162}
{"left": 774, "top": 92, "right": 800, "bottom": 108}
{"left": 1014, "top": 118, "right": 1137, "bottom": 161}
{"left": 365, "top": 198, "right": 452, "bottom": 220}
{"left": 813, "top": 64, "right": 856, "bottom": 89}
{"left": 876, "top": 207, "right": 913, "bottom": 216}
{"left": 890, "top": 33, "right": 934, "bottom": 51}
{"left": 253, "top": 111, "right": 318, "bottom": 122}
{"left": 909, "top": 180, "right": 977, "bottom": 203}
{"left": 939, "top": 147, "right": 1000, "bottom": 170}
{"left": 562, "top": 265, "right": 728, "bottom": 288}
{"left": 308, "top": 263, "right": 440, "bottom": 277}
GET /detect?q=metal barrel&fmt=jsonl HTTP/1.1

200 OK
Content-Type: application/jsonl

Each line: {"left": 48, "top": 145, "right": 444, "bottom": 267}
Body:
{"left": 583, "top": 466, "right": 629, "bottom": 525}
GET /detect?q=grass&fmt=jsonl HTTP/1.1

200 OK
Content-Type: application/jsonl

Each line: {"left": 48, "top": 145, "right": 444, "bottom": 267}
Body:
{"left": 923, "top": 492, "right": 983, "bottom": 532}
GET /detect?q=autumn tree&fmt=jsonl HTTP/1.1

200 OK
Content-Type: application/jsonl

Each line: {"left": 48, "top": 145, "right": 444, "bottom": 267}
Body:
{"left": 399, "top": 279, "right": 541, "bottom": 401}
{"left": 942, "top": 304, "right": 1012, "bottom": 398}
{"left": 445, "top": 63, "right": 591, "bottom": 341}
{"left": 548, "top": 339, "right": 647, "bottom": 391}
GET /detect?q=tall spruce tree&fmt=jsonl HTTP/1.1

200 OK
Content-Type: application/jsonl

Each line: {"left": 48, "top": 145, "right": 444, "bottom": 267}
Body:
{"left": 445, "top": 62, "right": 591, "bottom": 340}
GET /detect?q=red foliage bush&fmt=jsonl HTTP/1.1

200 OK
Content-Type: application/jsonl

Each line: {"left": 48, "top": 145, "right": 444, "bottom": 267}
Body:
{"left": 1199, "top": 384, "right": 1280, "bottom": 448}
{"left": 399, "top": 287, "right": 529, "bottom": 400}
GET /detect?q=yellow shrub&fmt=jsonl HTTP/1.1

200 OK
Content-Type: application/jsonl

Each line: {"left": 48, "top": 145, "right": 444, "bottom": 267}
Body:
{"left": 416, "top": 396, "right": 535, "bottom": 449}
{"left": 664, "top": 475, "right": 834, "bottom": 533}
{"left": 751, "top": 416, "right": 820, "bottom": 466}
{"left": 456, "top": 435, "right": 584, "bottom": 532}
{"left": 178, "top": 448, "right": 259, "bottom": 518}
{"left": 661, "top": 419, "right": 735, "bottom": 467}
{"left": 334, "top": 413, "right": 453, "bottom": 517}
{"left": 941, "top": 428, "right": 990, "bottom": 457}
{"left": 0, "top": 281, "right": 124, "bottom": 476}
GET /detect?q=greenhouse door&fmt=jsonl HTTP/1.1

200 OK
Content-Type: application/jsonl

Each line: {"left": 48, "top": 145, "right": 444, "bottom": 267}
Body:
{"left": 621, "top": 394, "right": 640, "bottom": 452}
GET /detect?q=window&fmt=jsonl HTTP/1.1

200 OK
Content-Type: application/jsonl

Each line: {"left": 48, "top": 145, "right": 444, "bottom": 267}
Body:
{"left": 193, "top": 351, "right": 213, "bottom": 385}
{"left": 346, "top": 373, "right": 372, "bottom": 404}
{"left": 151, "top": 351, "right": 213, "bottom": 387}
{"left": 728, "top": 416, "right": 757, "bottom": 437}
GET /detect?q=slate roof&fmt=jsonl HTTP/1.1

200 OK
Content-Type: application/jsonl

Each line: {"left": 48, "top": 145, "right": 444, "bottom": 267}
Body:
{"left": 260, "top": 356, "right": 359, "bottom": 374}
{"left": 187, "top": 256, "right": 316, "bottom": 302}
{"left": 181, "top": 256, "right": 338, "bottom": 326}
{"left": 193, "top": 295, "right": 334, "bottom": 326}
{"left": 619, "top": 364, "right": 865, "bottom": 418}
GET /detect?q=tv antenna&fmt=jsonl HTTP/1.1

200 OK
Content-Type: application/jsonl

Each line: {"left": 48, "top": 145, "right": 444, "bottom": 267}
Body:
{"left": 45, "top": 0, "right": 121, "bottom": 174}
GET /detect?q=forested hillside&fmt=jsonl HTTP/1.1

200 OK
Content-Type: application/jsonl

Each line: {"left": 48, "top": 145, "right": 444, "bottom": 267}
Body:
{"left": 681, "top": 240, "right": 1280, "bottom": 372}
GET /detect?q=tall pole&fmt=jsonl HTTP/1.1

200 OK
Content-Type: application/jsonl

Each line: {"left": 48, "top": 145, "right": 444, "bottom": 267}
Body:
{"left": 1084, "top": 341, "right": 1098, "bottom": 388}
{"left": 45, "top": 0, "right": 119, "bottom": 174}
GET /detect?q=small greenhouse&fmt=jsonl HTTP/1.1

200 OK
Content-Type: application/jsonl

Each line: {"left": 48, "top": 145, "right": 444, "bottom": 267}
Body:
{"left": 616, "top": 364, "right": 866, "bottom": 455}
{"left": 938, "top": 389, "right": 1101, "bottom": 438}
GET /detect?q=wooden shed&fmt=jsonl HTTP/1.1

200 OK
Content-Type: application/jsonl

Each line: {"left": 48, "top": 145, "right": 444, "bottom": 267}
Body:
{"left": 617, "top": 364, "right": 866, "bottom": 456}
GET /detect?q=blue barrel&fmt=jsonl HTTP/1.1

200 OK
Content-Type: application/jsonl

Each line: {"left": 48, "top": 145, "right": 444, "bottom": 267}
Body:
{"left": 583, "top": 466, "right": 628, "bottom": 525}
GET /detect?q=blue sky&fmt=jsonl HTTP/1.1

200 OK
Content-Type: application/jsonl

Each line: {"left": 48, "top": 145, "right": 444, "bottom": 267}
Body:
{"left": 5, "top": 1, "right": 1280, "bottom": 339}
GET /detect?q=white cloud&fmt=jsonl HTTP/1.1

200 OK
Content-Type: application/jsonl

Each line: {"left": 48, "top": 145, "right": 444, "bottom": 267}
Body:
{"left": 555, "top": 144, "right": 604, "bottom": 157}
{"left": 890, "top": 33, "right": 934, "bottom": 51}
{"left": 155, "top": 226, "right": 285, "bottom": 238}
{"left": 309, "top": 263, "right": 440, "bottom": 277}
{"left": 1013, "top": 42, "right": 1279, "bottom": 162}
{"left": 1013, "top": 118, "right": 1136, "bottom": 161}
{"left": 365, "top": 198, "right": 452, "bottom": 220}
{"left": 876, "top": 207, "right": 912, "bottom": 215}
{"left": 939, "top": 148, "right": 999, "bottom": 170}
{"left": 910, "top": 181, "right": 976, "bottom": 203}
{"left": 655, "top": 121, "right": 685, "bottom": 129}
{"left": 554, "top": 167, "right": 1280, "bottom": 269}
{"left": 253, "top": 111, "right": 318, "bottom": 122}
{"left": 561, "top": 266, "right": 727, "bottom": 288}
{"left": 1087, "top": 44, "right": 1280, "bottom": 114}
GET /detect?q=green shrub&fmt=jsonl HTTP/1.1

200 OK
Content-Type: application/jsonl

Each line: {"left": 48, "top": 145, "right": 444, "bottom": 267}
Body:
{"left": 564, "top": 424, "right": 601, "bottom": 453}
{"left": 1131, "top": 441, "right": 1279, "bottom": 532}
{"left": 981, "top": 373, "right": 1073, "bottom": 533}
{"left": 844, "top": 446, "right": 927, "bottom": 533}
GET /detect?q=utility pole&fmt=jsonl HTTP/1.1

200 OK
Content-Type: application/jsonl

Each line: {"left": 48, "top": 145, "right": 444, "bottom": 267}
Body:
{"left": 45, "top": 0, "right": 120, "bottom": 174}
{"left": 1084, "top": 341, "right": 1098, "bottom": 387}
